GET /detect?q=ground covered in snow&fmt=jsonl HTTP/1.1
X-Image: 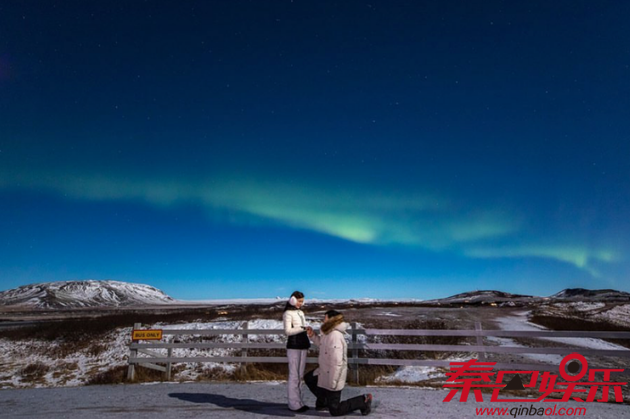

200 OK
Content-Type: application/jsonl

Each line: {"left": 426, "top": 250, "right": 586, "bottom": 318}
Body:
{"left": 489, "top": 310, "right": 629, "bottom": 365}
{"left": 534, "top": 302, "right": 630, "bottom": 328}
{"left": 1, "top": 305, "right": 629, "bottom": 392}
{"left": 1, "top": 319, "right": 291, "bottom": 389}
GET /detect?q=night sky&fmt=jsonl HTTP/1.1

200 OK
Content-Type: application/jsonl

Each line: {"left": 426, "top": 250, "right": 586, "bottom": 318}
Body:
{"left": 1, "top": 1, "right": 629, "bottom": 300}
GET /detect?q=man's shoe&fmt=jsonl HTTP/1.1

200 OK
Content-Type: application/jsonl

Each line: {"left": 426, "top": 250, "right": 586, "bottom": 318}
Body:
{"left": 289, "top": 406, "right": 310, "bottom": 413}
{"left": 361, "top": 394, "right": 372, "bottom": 416}
{"left": 315, "top": 405, "right": 328, "bottom": 411}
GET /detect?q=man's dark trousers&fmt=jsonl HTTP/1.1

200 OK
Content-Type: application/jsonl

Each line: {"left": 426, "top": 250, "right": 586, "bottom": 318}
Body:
{"left": 304, "top": 369, "right": 366, "bottom": 416}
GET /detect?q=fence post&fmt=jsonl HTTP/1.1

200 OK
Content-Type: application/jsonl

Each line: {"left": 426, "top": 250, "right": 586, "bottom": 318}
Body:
{"left": 475, "top": 322, "right": 486, "bottom": 360}
{"left": 127, "top": 322, "right": 141, "bottom": 381}
{"left": 166, "top": 348, "right": 173, "bottom": 380}
{"left": 242, "top": 321, "right": 249, "bottom": 373}
{"left": 351, "top": 322, "right": 359, "bottom": 384}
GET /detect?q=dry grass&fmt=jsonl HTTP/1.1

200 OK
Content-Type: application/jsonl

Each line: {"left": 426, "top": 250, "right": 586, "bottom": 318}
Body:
{"left": 233, "top": 363, "right": 289, "bottom": 381}
{"left": 0, "top": 310, "right": 216, "bottom": 341}
{"left": 51, "top": 364, "right": 77, "bottom": 380}
{"left": 20, "top": 362, "right": 50, "bottom": 383}
{"left": 85, "top": 363, "right": 180, "bottom": 386}
{"left": 194, "top": 365, "right": 235, "bottom": 381}
{"left": 227, "top": 347, "right": 289, "bottom": 382}
{"left": 353, "top": 365, "right": 398, "bottom": 386}
{"left": 86, "top": 343, "right": 107, "bottom": 357}
{"left": 0, "top": 304, "right": 287, "bottom": 343}
{"left": 21, "top": 362, "right": 50, "bottom": 377}
{"left": 85, "top": 366, "right": 129, "bottom": 385}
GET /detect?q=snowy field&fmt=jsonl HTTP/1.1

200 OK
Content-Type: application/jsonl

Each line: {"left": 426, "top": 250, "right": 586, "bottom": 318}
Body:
{"left": 1, "top": 305, "right": 629, "bottom": 390}
{"left": 489, "top": 310, "right": 629, "bottom": 365}
{"left": 535, "top": 302, "right": 630, "bottom": 328}
{"left": 1, "top": 319, "right": 291, "bottom": 389}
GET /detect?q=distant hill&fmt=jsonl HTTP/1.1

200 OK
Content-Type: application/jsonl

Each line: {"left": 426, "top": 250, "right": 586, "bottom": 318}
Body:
{"left": 550, "top": 288, "right": 630, "bottom": 302}
{"left": 426, "top": 290, "right": 540, "bottom": 306}
{"left": 2, "top": 280, "right": 629, "bottom": 310}
{"left": 0, "top": 280, "right": 175, "bottom": 309}
{"left": 426, "top": 288, "right": 630, "bottom": 306}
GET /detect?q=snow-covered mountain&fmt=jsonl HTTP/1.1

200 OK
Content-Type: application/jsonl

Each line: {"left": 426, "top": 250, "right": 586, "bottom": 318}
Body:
{"left": 0, "top": 280, "right": 175, "bottom": 308}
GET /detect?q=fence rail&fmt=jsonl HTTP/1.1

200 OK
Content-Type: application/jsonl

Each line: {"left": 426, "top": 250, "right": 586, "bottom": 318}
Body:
{"left": 126, "top": 322, "right": 630, "bottom": 381}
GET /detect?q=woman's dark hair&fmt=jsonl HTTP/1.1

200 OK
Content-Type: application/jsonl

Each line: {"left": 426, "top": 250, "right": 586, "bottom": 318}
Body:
{"left": 325, "top": 309, "right": 341, "bottom": 318}
{"left": 283, "top": 290, "right": 305, "bottom": 311}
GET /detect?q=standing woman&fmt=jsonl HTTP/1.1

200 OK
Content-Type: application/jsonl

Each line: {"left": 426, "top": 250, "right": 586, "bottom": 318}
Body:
{"left": 283, "top": 290, "right": 311, "bottom": 412}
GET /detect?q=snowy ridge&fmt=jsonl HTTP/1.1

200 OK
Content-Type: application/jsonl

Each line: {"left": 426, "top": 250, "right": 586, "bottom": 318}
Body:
{"left": 426, "top": 290, "right": 539, "bottom": 305}
{"left": 550, "top": 288, "right": 630, "bottom": 302}
{"left": 0, "top": 280, "right": 174, "bottom": 308}
{"left": 425, "top": 288, "right": 630, "bottom": 306}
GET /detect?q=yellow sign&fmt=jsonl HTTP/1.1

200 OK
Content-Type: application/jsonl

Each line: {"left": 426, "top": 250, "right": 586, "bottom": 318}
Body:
{"left": 132, "top": 329, "right": 163, "bottom": 340}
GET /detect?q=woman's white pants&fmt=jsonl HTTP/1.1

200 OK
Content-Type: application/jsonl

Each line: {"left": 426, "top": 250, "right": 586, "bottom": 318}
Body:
{"left": 287, "top": 349, "right": 307, "bottom": 410}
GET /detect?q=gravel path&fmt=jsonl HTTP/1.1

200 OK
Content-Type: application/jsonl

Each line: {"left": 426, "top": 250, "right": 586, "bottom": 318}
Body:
{"left": 1, "top": 382, "right": 628, "bottom": 419}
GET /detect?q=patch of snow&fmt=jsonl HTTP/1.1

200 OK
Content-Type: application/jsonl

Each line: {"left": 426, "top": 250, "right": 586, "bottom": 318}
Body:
{"left": 592, "top": 304, "right": 630, "bottom": 328}
{"left": 494, "top": 311, "right": 628, "bottom": 350}
{"left": 376, "top": 366, "right": 444, "bottom": 383}
{"left": 376, "top": 356, "right": 470, "bottom": 384}
{"left": 377, "top": 312, "right": 402, "bottom": 317}
{"left": 485, "top": 336, "right": 564, "bottom": 365}
{"left": 569, "top": 302, "right": 606, "bottom": 312}
{"left": 376, "top": 365, "right": 441, "bottom": 383}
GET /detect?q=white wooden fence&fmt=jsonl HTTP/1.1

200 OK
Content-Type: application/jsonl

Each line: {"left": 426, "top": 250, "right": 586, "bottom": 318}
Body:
{"left": 127, "top": 322, "right": 630, "bottom": 381}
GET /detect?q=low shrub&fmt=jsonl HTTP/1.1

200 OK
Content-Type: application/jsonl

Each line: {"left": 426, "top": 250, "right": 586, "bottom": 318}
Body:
{"left": 20, "top": 362, "right": 50, "bottom": 381}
